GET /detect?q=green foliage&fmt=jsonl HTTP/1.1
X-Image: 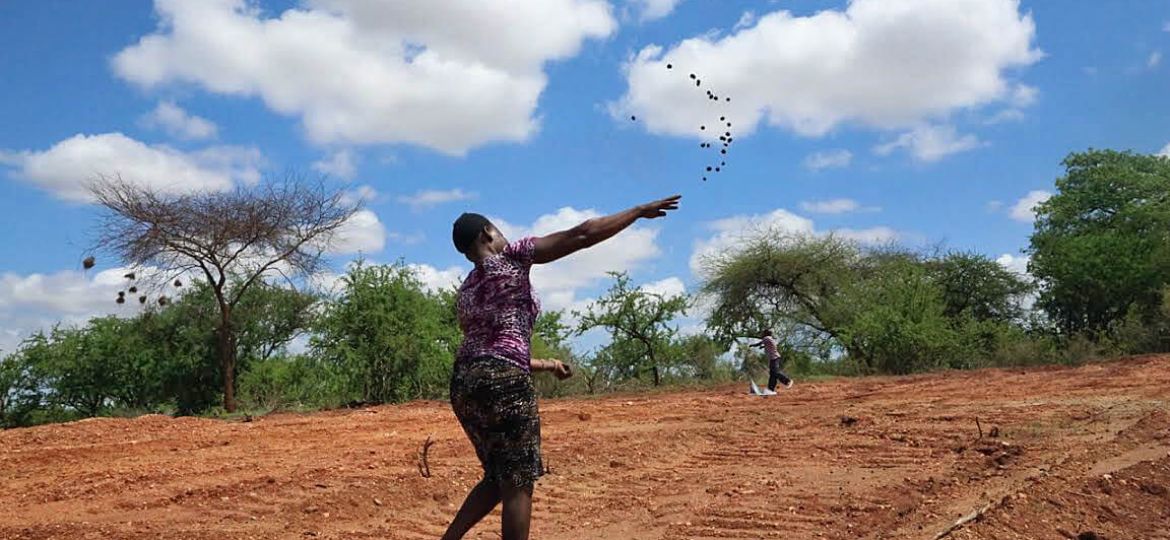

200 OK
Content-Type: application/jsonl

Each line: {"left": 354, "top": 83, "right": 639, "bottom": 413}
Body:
{"left": 311, "top": 261, "right": 459, "bottom": 404}
{"left": 237, "top": 355, "right": 346, "bottom": 411}
{"left": 669, "top": 334, "right": 732, "bottom": 381}
{"left": 13, "top": 147, "right": 1170, "bottom": 427}
{"left": 0, "top": 279, "right": 319, "bottom": 425}
{"left": 701, "top": 232, "right": 860, "bottom": 355}
{"left": 531, "top": 311, "right": 587, "bottom": 397}
{"left": 135, "top": 291, "right": 221, "bottom": 415}
{"left": 16, "top": 322, "right": 134, "bottom": 417}
{"left": 133, "top": 280, "right": 318, "bottom": 414}
{"left": 700, "top": 231, "right": 1036, "bottom": 375}
{"left": 534, "top": 311, "right": 571, "bottom": 351}
{"left": 575, "top": 272, "right": 689, "bottom": 386}
{"left": 1, "top": 353, "right": 41, "bottom": 428}
{"left": 835, "top": 257, "right": 958, "bottom": 374}
{"left": 1029, "top": 149, "right": 1170, "bottom": 336}
{"left": 928, "top": 251, "right": 1033, "bottom": 324}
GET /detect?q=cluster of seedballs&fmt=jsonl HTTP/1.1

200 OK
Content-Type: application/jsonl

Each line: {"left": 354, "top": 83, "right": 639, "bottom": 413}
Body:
{"left": 629, "top": 63, "right": 736, "bottom": 182}
{"left": 82, "top": 256, "right": 182, "bottom": 307}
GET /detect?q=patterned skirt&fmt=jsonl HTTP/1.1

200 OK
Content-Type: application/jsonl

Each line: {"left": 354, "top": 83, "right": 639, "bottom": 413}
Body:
{"left": 450, "top": 356, "right": 544, "bottom": 488}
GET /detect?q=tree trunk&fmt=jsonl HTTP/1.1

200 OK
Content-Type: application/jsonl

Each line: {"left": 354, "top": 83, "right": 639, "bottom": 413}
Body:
{"left": 218, "top": 323, "right": 238, "bottom": 413}
{"left": 645, "top": 343, "right": 661, "bottom": 387}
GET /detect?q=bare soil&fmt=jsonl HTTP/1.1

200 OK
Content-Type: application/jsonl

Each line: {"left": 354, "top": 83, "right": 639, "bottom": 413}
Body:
{"left": 3, "top": 357, "right": 1169, "bottom": 539}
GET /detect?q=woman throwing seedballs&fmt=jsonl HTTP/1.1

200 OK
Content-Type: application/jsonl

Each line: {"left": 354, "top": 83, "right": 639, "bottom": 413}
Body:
{"left": 441, "top": 194, "right": 682, "bottom": 540}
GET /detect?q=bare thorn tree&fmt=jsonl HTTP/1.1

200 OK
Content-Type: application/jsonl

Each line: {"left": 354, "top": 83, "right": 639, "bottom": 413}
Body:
{"left": 88, "top": 174, "right": 360, "bottom": 412}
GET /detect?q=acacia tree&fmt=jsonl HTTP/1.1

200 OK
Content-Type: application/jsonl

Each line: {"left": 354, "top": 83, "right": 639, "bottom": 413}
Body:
{"left": 88, "top": 175, "right": 357, "bottom": 412}
{"left": 701, "top": 229, "right": 1034, "bottom": 374}
{"left": 927, "top": 252, "right": 1032, "bottom": 324}
{"left": 699, "top": 231, "right": 863, "bottom": 356}
{"left": 575, "top": 272, "right": 688, "bottom": 386}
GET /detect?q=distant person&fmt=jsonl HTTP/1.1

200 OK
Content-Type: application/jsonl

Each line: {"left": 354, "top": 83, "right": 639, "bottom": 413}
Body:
{"left": 751, "top": 329, "right": 792, "bottom": 391}
{"left": 441, "top": 194, "right": 682, "bottom": 540}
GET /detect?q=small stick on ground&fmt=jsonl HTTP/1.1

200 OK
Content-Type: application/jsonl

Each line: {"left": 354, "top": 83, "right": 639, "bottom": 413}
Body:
{"left": 933, "top": 501, "right": 993, "bottom": 540}
{"left": 975, "top": 417, "right": 983, "bottom": 439}
{"left": 418, "top": 435, "right": 435, "bottom": 478}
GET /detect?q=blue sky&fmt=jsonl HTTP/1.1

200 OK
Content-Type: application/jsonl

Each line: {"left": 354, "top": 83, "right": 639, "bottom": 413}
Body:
{"left": 0, "top": 0, "right": 1167, "bottom": 352}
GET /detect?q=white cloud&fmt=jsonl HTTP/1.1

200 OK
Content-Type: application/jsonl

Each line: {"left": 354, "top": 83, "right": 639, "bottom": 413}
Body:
{"left": 1150, "top": 51, "right": 1163, "bottom": 69}
{"left": 803, "top": 149, "right": 853, "bottom": 171}
{"left": 640, "top": 276, "right": 686, "bottom": 298}
{"left": 328, "top": 209, "right": 387, "bottom": 254}
{"left": 0, "top": 268, "right": 163, "bottom": 354}
{"left": 1160, "top": 143, "right": 1170, "bottom": 157}
{"left": 113, "top": 0, "right": 616, "bottom": 155}
{"left": 985, "top": 108, "right": 1026, "bottom": 125}
{"left": 835, "top": 226, "right": 898, "bottom": 245}
{"left": 1010, "top": 85, "right": 1039, "bottom": 108}
{"left": 617, "top": 0, "right": 1040, "bottom": 144}
{"left": 397, "top": 188, "right": 476, "bottom": 211}
{"left": 874, "top": 124, "right": 982, "bottom": 162}
{"left": 799, "top": 198, "right": 875, "bottom": 215}
{"left": 631, "top": 0, "right": 683, "bottom": 21}
{"left": 388, "top": 231, "right": 425, "bottom": 245}
{"left": 985, "top": 84, "right": 1038, "bottom": 124}
{"left": 407, "top": 264, "right": 466, "bottom": 293}
{"left": 312, "top": 149, "right": 357, "bottom": 180}
{"left": 1009, "top": 190, "right": 1052, "bottom": 223}
{"left": 690, "top": 208, "right": 902, "bottom": 274}
{"left": 996, "top": 253, "right": 1029, "bottom": 277}
{"left": 1, "top": 132, "right": 261, "bottom": 202}
{"left": 139, "top": 101, "right": 219, "bottom": 140}
{"left": 341, "top": 184, "right": 380, "bottom": 206}
{"left": 494, "top": 207, "right": 662, "bottom": 312}
{"left": 733, "top": 11, "right": 757, "bottom": 31}
{"left": 690, "top": 209, "right": 814, "bottom": 273}
{"left": 306, "top": 270, "right": 346, "bottom": 295}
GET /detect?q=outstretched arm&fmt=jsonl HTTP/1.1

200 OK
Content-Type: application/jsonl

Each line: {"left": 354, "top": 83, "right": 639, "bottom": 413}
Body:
{"left": 532, "top": 359, "right": 573, "bottom": 380}
{"left": 532, "top": 195, "right": 681, "bottom": 264}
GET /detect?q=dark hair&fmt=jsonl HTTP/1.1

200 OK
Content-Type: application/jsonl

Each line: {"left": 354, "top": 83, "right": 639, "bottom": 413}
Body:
{"left": 452, "top": 212, "right": 491, "bottom": 254}
{"left": 761, "top": 329, "right": 773, "bottom": 337}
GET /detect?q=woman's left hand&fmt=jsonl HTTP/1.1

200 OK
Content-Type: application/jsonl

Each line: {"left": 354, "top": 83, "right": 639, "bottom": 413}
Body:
{"left": 552, "top": 360, "right": 574, "bottom": 380}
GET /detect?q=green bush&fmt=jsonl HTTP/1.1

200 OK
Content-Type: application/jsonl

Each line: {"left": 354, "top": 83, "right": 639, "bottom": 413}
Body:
{"left": 311, "top": 262, "right": 459, "bottom": 404}
{"left": 237, "top": 355, "right": 349, "bottom": 411}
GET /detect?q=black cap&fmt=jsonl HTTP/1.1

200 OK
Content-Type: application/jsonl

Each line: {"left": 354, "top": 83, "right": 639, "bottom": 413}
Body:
{"left": 452, "top": 213, "right": 491, "bottom": 254}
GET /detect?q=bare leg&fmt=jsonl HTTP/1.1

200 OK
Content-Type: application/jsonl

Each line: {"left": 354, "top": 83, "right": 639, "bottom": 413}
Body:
{"left": 441, "top": 480, "right": 501, "bottom": 540}
{"left": 500, "top": 483, "right": 534, "bottom": 540}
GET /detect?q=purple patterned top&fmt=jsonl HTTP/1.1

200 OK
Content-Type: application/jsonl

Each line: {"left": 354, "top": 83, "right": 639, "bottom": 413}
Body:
{"left": 761, "top": 336, "right": 781, "bottom": 371}
{"left": 455, "top": 237, "right": 541, "bottom": 371}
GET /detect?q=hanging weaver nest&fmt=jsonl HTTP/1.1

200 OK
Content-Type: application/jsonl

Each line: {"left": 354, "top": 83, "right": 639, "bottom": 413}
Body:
{"left": 82, "top": 256, "right": 96, "bottom": 270}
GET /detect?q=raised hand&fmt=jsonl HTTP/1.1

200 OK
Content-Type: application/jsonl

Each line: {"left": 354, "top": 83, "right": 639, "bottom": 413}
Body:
{"left": 638, "top": 195, "right": 682, "bottom": 219}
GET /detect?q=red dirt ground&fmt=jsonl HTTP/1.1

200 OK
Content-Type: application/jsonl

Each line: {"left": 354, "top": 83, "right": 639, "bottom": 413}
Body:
{"left": 2, "top": 357, "right": 1169, "bottom": 540}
